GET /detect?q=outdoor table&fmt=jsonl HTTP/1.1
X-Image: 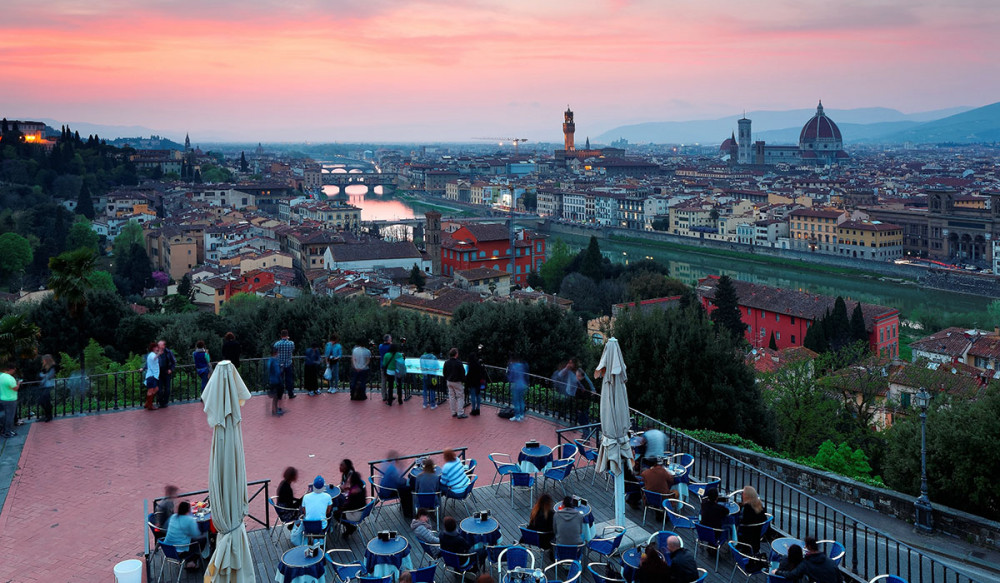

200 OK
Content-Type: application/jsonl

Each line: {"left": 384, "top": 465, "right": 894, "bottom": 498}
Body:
{"left": 555, "top": 501, "right": 596, "bottom": 542}
{"left": 365, "top": 535, "right": 413, "bottom": 580}
{"left": 770, "top": 537, "right": 806, "bottom": 561}
{"left": 275, "top": 545, "right": 325, "bottom": 583}
{"left": 518, "top": 444, "right": 553, "bottom": 473}
{"left": 724, "top": 501, "right": 741, "bottom": 541}
{"left": 460, "top": 516, "right": 502, "bottom": 546}
{"left": 666, "top": 463, "right": 690, "bottom": 499}
{"left": 193, "top": 509, "right": 212, "bottom": 534}
{"left": 620, "top": 547, "right": 641, "bottom": 582}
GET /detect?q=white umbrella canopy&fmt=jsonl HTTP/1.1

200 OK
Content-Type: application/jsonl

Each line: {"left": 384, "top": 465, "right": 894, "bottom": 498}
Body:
{"left": 594, "top": 337, "right": 633, "bottom": 526}
{"left": 201, "top": 361, "right": 255, "bottom": 583}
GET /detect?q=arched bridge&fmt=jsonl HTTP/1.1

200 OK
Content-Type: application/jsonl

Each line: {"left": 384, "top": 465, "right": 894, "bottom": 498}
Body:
{"left": 321, "top": 172, "right": 398, "bottom": 194}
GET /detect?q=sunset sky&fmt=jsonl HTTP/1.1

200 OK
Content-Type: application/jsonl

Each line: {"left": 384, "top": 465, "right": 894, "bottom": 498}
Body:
{"left": 2, "top": 0, "right": 997, "bottom": 142}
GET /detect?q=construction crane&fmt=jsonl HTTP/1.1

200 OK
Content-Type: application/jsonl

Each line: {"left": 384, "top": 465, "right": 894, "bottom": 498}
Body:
{"left": 472, "top": 137, "right": 529, "bottom": 155}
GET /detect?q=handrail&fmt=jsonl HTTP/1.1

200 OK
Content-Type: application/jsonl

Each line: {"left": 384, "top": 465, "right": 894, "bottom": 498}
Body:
{"left": 368, "top": 447, "right": 468, "bottom": 484}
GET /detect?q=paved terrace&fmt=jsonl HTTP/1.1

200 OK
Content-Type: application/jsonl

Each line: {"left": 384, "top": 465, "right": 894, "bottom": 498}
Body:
{"left": 1, "top": 377, "right": 996, "bottom": 582}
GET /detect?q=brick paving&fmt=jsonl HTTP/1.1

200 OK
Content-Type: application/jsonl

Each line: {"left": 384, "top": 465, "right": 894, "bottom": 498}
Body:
{"left": 0, "top": 392, "right": 557, "bottom": 582}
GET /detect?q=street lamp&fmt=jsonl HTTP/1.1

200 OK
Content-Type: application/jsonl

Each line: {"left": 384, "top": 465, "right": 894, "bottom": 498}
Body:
{"left": 913, "top": 387, "right": 934, "bottom": 533}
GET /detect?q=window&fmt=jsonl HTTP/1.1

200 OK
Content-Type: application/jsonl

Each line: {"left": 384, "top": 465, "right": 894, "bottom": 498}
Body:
{"left": 775, "top": 314, "right": 780, "bottom": 322}
{"left": 790, "top": 316, "right": 795, "bottom": 324}
{"left": 791, "top": 335, "right": 796, "bottom": 344}
{"left": 747, "top": 307, "right": 752, "bottom": 316}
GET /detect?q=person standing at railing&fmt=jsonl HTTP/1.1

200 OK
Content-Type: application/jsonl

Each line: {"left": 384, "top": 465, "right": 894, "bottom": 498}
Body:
{"left": 420, "top": 348, "right": 438, "bottom": 409}
{"left": 142, "top": 342, "right": 161, "bottom": 411}
{"left": 37, "top": 354, "right": 56, "bottom": 423}
{"left": 464, "top": 345, "right": 485, "bottom": 416}
{"left": 0, "top": 362, "right": 20, "bottom": 437}
{"left": 324, "top": 334, "right": 342, "bottom": 393}
{"left": 378, "top": 334, "right": 393, "bottom": 403}
{"left": 157, "top": 340, "right": 176, "bottom": 409}
{"left": 443, "top": 348, "right": 467, "bottom": 419}
{"left": 349, "top": 341, "right": 372, "bottom": 401}
{"left": 304, "top": 341, "right": 322, "bottom": 396}
{"left": 382, "top": 344, "right": 405, "bottom": 406}
{"left": 273, "top": 329, "right": 296, "bottom": 399}
{"left": 267, "top": 347, "right": 285, "bottom": 417}
{"left": 193, "top": 340, "right": 211, "bottom": 391}
{"left": 507, "top": 356, "right": 528, "bottom": 422}
{"left": 221, "top": 332, "right": 241, "bottom": 370}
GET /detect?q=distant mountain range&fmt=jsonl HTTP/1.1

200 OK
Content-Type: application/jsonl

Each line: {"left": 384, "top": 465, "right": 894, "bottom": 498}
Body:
{"left": 596, "top": 104, "right": 1000, "bottom": 145}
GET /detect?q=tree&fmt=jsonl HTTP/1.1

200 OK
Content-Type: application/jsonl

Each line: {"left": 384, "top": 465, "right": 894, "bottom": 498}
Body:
{"left": 0, "top": 232, "right": 34, "bottom": 278}
{"left": 0, "top": 313, "right": 40, "bottom": 366}
{"left": 163, "top": 294, "right": 196, "bottom": 314}
{"left": 768, "top": 331, "right": 778, "bottom": 350}
{"left": 850, "top": 302, "right": 868, "bottom": 344}
{"left": 625, "top": 272, "right": 688, "bottom": 302}
{"left": 76, "top": 182, "right": 95, "bottom": 219}
{"left": 177, "top": 273, "right": 194, "bottom": 300}
{"left": 650, "top": 218, "right": 670, "bottom": 231}
{"left": 114, "top": 243, "right": 153, "bottom": 296}
{"left": 806, "top": 440, "right": 875, "bottom": 479}
{"left": 579, "top": 236, "right": 604, "bottom": 282}
{"left": 803, "top": 320, "right": 828, "bottom": 353}
{"left": 86, "top": 270, "right": 116, "bottom": 291}
{"left": 48, "top": 248, "right": 96, "bottom": 317}
{"left": 760, "top": 359, "right": 842, "bottom": 457}
{"left": 828, "top": 296, "right": 852, "bottom": 350}
{"left": 709, "top": 275, "right": 746, "bottom": 341}
{"left": 113, "top": 221, "right": 145, "bottom": 258}
{"left": 538, "top": 238, "right": 573, "bottom": 292}
{"left": 525, "top": 270, "right": 543, "bottom": 289}
{"left": 65, "top": 217, "right": 99, "bottom": 254}
{"left": 408, "top": 263, "right": 426, "bottom": 292}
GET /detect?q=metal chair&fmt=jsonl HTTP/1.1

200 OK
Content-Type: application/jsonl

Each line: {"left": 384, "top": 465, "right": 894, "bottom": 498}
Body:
{"left": 442, "top": 474, "right": 478, "bottom": 517}
{"left": 326, "top": 549, "right": 366, "bottom": 583}
{"left": 489, "top": 452, "right": 520, "bottom": 492}
{"left": 485, "top": 544, "right": 510, "bottom": 578}
{"left": 664, "top": 499, "right": 699, "bottom": 542}
{"left": 509, "top": 471, "right": 536, "bottom": 508}
{"left": 647, "top": 530, "right": 683, "bottom": 552}
{"left": 765, "top": 571, "right": 793, "bottom": 583}
{"left": 689, "top": 475, "right": 722, "bottom": 499}
{"left": 413, "top": 491, "right": 441, "bottom": 531}
{"left": 268, "top": 496, "right": 300, "bottom": 542}
{"left": 817, "top": 539, "right": 846, "bottom": 567}
{"left": 358, "top": 576, "right": 393, "bottom": 583}
{"left": 409, "top": 563, "right": 438, "bottom": 583}
{"left": 694, "top": 523, "right": 727, "bottom": 572}
{"left": 369, "top": 475, "right": 400, "bottom": 523}
{"left": 417, "top": 540, "right": 441, "bottom": 563}
{"left": 737, "top": 513, "right": 773, "bottom": 554}
{"left": 338, "top": 497, "right": 376, "bottom": 539}
{"left": 440, "top": 548, "right": 479, "bottom": 580}
{"left": 695, "top": 567, "right": 709, "bottom": 582}
{"left": 156, "top": 543, "right": 187, "bottom": 583}
{"left": 542, "top": 459, "right": 575, "bottom": 496}
{"left": 545, "top": 559, "right": 582, "bottom": 583}
{"left": 587, "top": 525, "right": 626, "bottom": 562}
{"left": 587, "top": 561, "right": 627, "bottom": 583}
{"left": 518, "top": 525, "right": 548, "bottom": 557}
{"left": 497, "top": 545, "right": 536, "bottom": 581}
{"left": 554, "top": 442, "right": 577, "bottom": 462}
{"left": 302, "top": 519, "right": 328, "bottom": 552}
{"left": 728, "top": 541, "right": 767, "bottom": 583}
{"left": 464, "top": 458, "right": 478, "bottom": 475}
{"left": 573, "top": 439, "right": 600, "bottom": 483}
{"left": 868, "top": 576, "right": 908, "bottom": 583}
{"left": 641, "top": 489, "right": 673, "bottom": 528}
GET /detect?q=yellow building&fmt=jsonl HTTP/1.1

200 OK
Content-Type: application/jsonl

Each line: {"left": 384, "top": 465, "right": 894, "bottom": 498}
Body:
{"left": 788, "top": 208, "right": 845, "bottom": 253}
{"left": 836, "top": 220, "right": 903, "bottom": 260}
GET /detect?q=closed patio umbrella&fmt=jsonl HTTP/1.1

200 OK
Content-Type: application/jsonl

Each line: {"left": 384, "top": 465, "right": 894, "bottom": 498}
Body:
{"left": 594, "top": 337, "right": 633, "bottom": 526}
{"left": 201, "top": 361, "right": 255, "bottom": 583}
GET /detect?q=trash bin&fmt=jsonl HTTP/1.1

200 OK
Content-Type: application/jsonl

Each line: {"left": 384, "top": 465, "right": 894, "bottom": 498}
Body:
{"left": 113, "top": 559, "right": 142, "bottom": 583}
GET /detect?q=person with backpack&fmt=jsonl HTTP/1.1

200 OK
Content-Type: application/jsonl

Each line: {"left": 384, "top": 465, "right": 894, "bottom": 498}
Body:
{"left": 382, "top": 344, "right": 406, "bottom": 406}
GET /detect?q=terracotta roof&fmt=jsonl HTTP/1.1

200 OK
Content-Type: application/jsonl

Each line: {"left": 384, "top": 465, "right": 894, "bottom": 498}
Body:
{"left": 789, "top": 208, "right": 843, "bottom": 219}
{"left": 460, "top": 224, "right": 512, "bottom": 242}
{"left": 455, "top": 268, "right": 508, "bottom": 282}
{"left": 909, "top": 327, "right": 975, "bottom": 358}
{"left": 327, "top": 241, "right": 423, "bottom": 263}
{"left": 392, "top": 288, "right": 483, "bottom": 316}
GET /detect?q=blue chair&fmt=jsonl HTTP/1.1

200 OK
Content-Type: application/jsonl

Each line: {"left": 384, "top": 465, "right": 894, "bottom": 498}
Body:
{"left": 509, "top": 471, "right": 536, "bottom": 508}
{"left": 486, "top": 544, "right": 509, "bottom": 578}
{"left": 694, "top": 523, "right": 727, "bottom": 572}
{"left": 818, "top": 539, "right": 846, "bottom": 566}
{"left": 641, "top": 489, "right": 673, "bottom": 529}
{"left": 326, "top": 549, "right": 365, "bottom": 583}
{"left": 587, "top": 525, "right": 626, "bottom": 562}
{"left": 555, "top": 442, "right": 577, "bottom": 463}
{"left": 440, "top": 548, "right": 478, "bottom": 580}
{"left": 695, "top": 567, "right": 709, "bottom": 582}
{"left": 518, "top": 525, "right": 548, "bottom": 556}
{"left": 868, "top": 576, "right": 908, "bottom": 583}
{"left": 358, "top": 576, "right": 393, "bottom": 583}
{"left": 409, "top": 563, "right": 438, "bottom": 583}
{"left": 573, "top": 439, "right": 600, "bottom": 483}
{"left": 417, "top": 540, "right": 441, "bottom": 562}
{"left": 545, "top": 559, "right": 582, "bottom": 583}
{"left": 442, "top": 474, "right": 478, "bottom": 516}
{"left": 664, "top": 499, "right": 699, "bottom": 541}
{"left": 497, "top": 545, "right": 535, "bottom": 581}
{"left": 553, "top": 542, "right": 586, "bottom": 562}
{"left": 647, "top": 530, "right": 683, "bottom": 552}
{"left": 464, "top": 458, "right": 478, "bottom": 475}
{"left": 738, "top": 514, "right": 773, "bottom": 554}
{"left": 587, "top": 561, "right": 626, "bottom": 583}
{"left": 302, "top": 519, "right": 328, "bottom": 552}
{"left": 156, "top": 543, "right": 186, "bottom": 583}
{"left": 338, "top": 497, "right": 376, "bottom": 539}
{"left": 413, "top": 491, "right": 441, "bottom": 531}
{"left": 489, "top": 452, "right": 520, "bottom": 492}
{"left": 368, "top": 475, "right": 400, "bottom": 523}
{"left": 728, "top": 541, "right": 767, "bottom": 583}
{"left": 766, "top": 572, "right": 792, "bottom": 583}
{"left": 689, "top": 475, "right": 722, "bottom": 500}
{"left": 268, "top": 496, "right": 300, "bottom": 542}
{"left": 543, "top": 459, "right": 575, "bottom": 496}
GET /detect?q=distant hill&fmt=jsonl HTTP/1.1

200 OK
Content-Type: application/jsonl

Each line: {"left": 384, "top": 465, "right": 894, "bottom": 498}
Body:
{"left": 755, "top": 121, "right": 923, "bottom": 145}
{"left": 876, "top": 102, "right": 1000, "bottom": 144}
{"left": 106, "top": 135, "right": 185, "bottom": 150}
{"left": 596, "top": 106, "right": 974, "bottom": 144}
{"left": 35, "top": 118, "right": 182, "bottom": 142}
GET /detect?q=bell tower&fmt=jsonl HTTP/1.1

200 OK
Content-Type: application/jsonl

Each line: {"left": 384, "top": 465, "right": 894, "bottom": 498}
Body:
{"left": 425, "top": 211, "right": 442, "bottom": 275}
{"left": 563, "top": 107, "right": 576, "bottom": 151}
{"left": 737, "top": 115, "right": 752, "bottom": 165}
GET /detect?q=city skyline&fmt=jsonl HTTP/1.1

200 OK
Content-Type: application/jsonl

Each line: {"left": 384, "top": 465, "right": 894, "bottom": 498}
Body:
{"left": 2, "top": 0, "right": 998, "bottom": 142}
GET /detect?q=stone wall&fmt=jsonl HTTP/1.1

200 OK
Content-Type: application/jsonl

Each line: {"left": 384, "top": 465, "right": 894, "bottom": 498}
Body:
{"left": 716, "top": 443, "right": 1000, "bottom": 551}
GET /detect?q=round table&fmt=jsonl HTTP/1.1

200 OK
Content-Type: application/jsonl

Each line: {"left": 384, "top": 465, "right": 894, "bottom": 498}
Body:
{"left": 460, "top": 516, "right": 502, "bottom": 546}
{"left": 276, "top": 545, "right": 325, "bottom": 583}
{"left": 770, "top": 537, "right": 805, "bottom": 559}
{"left": 519, "top": 445, "right": 553, "bottom": 473}
{"left": 193, "top": 510, "right": 212, "bottom": 534}
{"left": 724, "top": 501, "right": 742, "bottom": 540}
{"left": 555, "top": 502, "right": 596, "bottom": 542}
{"left": 620, "top": 547, "right": 641, "bottom": 582}
{"left": 365, "top": 536, "right": 413, "bottom": 580}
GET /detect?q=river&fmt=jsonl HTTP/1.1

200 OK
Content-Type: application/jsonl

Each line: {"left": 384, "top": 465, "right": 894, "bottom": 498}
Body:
{"left": 559, "top": 233, "right": 991, "bottom": 317}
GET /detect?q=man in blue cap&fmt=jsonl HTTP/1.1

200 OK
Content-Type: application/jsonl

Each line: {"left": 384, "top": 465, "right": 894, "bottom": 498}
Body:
{"left": 302, "top": 475, "right": 334, "bottom": 529}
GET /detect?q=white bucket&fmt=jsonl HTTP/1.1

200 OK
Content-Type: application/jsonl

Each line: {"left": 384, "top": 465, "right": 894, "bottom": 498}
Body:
{"left": 113, "top": 559, "right": 143, "bottom": 583}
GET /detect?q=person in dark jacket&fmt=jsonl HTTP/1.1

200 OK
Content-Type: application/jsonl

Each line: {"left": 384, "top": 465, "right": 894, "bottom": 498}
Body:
{"left": 305, "top": 342, "right": 322, "bottom": 396}
{"left": 737, "top": 485, "right": 768, "bottom": 553}
{"left": 440, "top": 515, "right": 485, "bottom": 568}
{"left": 526, "top": 493, "right": 555, "bottom": 549}
{"left": 699, "top": 488, "right": 729, "bottom": 530}
{"left": 776, "top": 537, "right": 842, "bottom": 583}
{"left": 267, "top": 347, "right": 284, "bottom": 416}
{"left": 777, "top": 545, "right": 805, "bottom": 583}
{"left": 276, "top": 466, "right": 302, "bottom": 523}
{"left": 636, "top": 541, "right": 670, "bottom": 583}
{"left": 442, "top": 348, "right": 467, "bottom": 419}
{"left": 666, "top": 535, "right": 698, "bottom": 583}
{"left": 221, "top": 332, "right": 241, "bottom": 369}
{"left": 464, "top": 346, "right": 485, "bottom": 416}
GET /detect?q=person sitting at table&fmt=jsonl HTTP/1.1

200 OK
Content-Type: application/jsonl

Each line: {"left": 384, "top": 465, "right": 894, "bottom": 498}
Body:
{"left": 410, "top": 508, "right": 440, "bottom": 557}
{"left": 334, "top": 471, "right": 367, "bottom": 535}
{"left": 636, "top": 428, "right": 666, "bottom": 469}
{"left": 441, "top": 516, "right": 485, "bottom": 569}
{"left": 665, "top": 535, "right": 698, "bottom": 583}
{"left": 414, "top": 458, "right": 440, "bottom": 494}
{"left": 635, "top": 540, "right": 670, "bottom": 583}
{"left": 153, "top": 484, "right": 179, "bottom": 535}
{"left": 398, "top": 573, "right": 413, "bottom": 583}
{"left": 526, "top": 493, "right": 555, "bottom": 549}
{"left": 776, "top": 537, "right": 842, "bottom": 583}
{"left": 276, "top": 467, "right": 303, "bottom": 524}
{"left": 380, "top": 450, "right": 413, "bottom": 519}
{"left": 163, "top": 501, "right": 208, "bottom": 570}
{"left": 737, "top": 485, "right": 767, "bottom": 553}
{"left": 440, "top": 448, "right": 470, "bottom": 495}
{"left": 623, "top": 463, "right": 644, "bottom": 509}
{"left": 302, "top": 475, "right": 334, "bottom": 530}
{"left": 777, "top": 544, "right": 805, "bottom": 583}
{"left": 552, "top": 495, "right": 584, "bottom": 545}
{"left": 339, "top": 459, "right": 359, "bottom": 491}
{"left": 699, "top": 488, "right": 729, "bottom": 532}
{"left": 475, "top": 575, "right": 496, "bottom": 583}
{"left": 641, "top": 459, "right": 679, "bottom": 505}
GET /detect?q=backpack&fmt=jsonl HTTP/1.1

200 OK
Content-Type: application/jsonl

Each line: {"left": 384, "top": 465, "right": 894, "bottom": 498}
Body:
{"left": 394, "top": 354, "right": 408, "bottom": 376}
{"left": 498, "top": 407, "right": 515, "bottom": 419}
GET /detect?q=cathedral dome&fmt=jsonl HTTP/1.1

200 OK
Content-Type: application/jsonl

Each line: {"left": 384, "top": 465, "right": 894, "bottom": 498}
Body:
{"left": 799, "top": 101, "right": 842, "bottom": 144}
{"left": 720, "top": 135, "right": 737, "bottom": 152}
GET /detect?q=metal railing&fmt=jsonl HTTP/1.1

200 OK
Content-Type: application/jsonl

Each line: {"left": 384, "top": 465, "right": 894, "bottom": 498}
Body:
{"left": 367, "top": 447, "right": 469, "bottom": 484}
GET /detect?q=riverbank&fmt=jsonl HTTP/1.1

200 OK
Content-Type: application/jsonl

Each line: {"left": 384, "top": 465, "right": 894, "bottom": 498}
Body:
{"left": 396, "top": 193, "right": 477, "bottom": 217}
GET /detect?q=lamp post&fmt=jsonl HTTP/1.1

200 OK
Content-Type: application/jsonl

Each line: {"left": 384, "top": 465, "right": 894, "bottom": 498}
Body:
{"left": 913, "top": 387, "right": 934, "bottom": 533}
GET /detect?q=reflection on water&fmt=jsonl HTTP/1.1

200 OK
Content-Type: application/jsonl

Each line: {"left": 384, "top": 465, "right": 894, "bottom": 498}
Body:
{"left": 561, "top": 235, "right": 990, "bottom": 317}
{"left": 322, "top": 185, "right": 421, "bottom": 222}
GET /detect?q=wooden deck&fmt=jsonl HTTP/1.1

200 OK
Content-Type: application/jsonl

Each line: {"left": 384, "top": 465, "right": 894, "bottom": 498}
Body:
{"left": 148, "top": 462, "right": 747, "bottom": 583}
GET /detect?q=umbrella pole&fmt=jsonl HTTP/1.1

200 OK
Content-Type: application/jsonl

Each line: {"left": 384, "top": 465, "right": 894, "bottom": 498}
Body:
{"left": 614, "top": 470, "right": 625, "bottom": 526}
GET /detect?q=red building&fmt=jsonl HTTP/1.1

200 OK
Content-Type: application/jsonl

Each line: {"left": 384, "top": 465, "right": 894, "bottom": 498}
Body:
{"left": 696, "top": 276, "right": 901, "bottom": 358}
{"left": 441, "top": 224, "right": 546, "bottom": 287}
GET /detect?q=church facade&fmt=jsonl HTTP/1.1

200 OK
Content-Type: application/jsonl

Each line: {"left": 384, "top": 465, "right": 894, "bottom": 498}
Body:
{"left": 720, "top": 101, "right": 849, "bottom": 166}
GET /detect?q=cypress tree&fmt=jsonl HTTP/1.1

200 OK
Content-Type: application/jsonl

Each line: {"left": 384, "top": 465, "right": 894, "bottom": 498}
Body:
{"left": 804, "top": 319, "right": 829, "bottom": 353}
{"left": 579, "top": 236, "right": 604, "bottom": 282}
{"left": 769, "top": 331, "right": 778, "bottom": 350}
{"left": 830, "top": 296, "right": 851, "bottom": 349}
{"left": 851, "top": 303, "right": 868, "bottom": 344}
{"left": 76, "top": 183, "right": 95, "bottom": 219}
{"left": 239, "top": 151, "right": 249, "bottom": 172}
{"left": 709, "top": 275, "right": 747, "bottom": 341}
